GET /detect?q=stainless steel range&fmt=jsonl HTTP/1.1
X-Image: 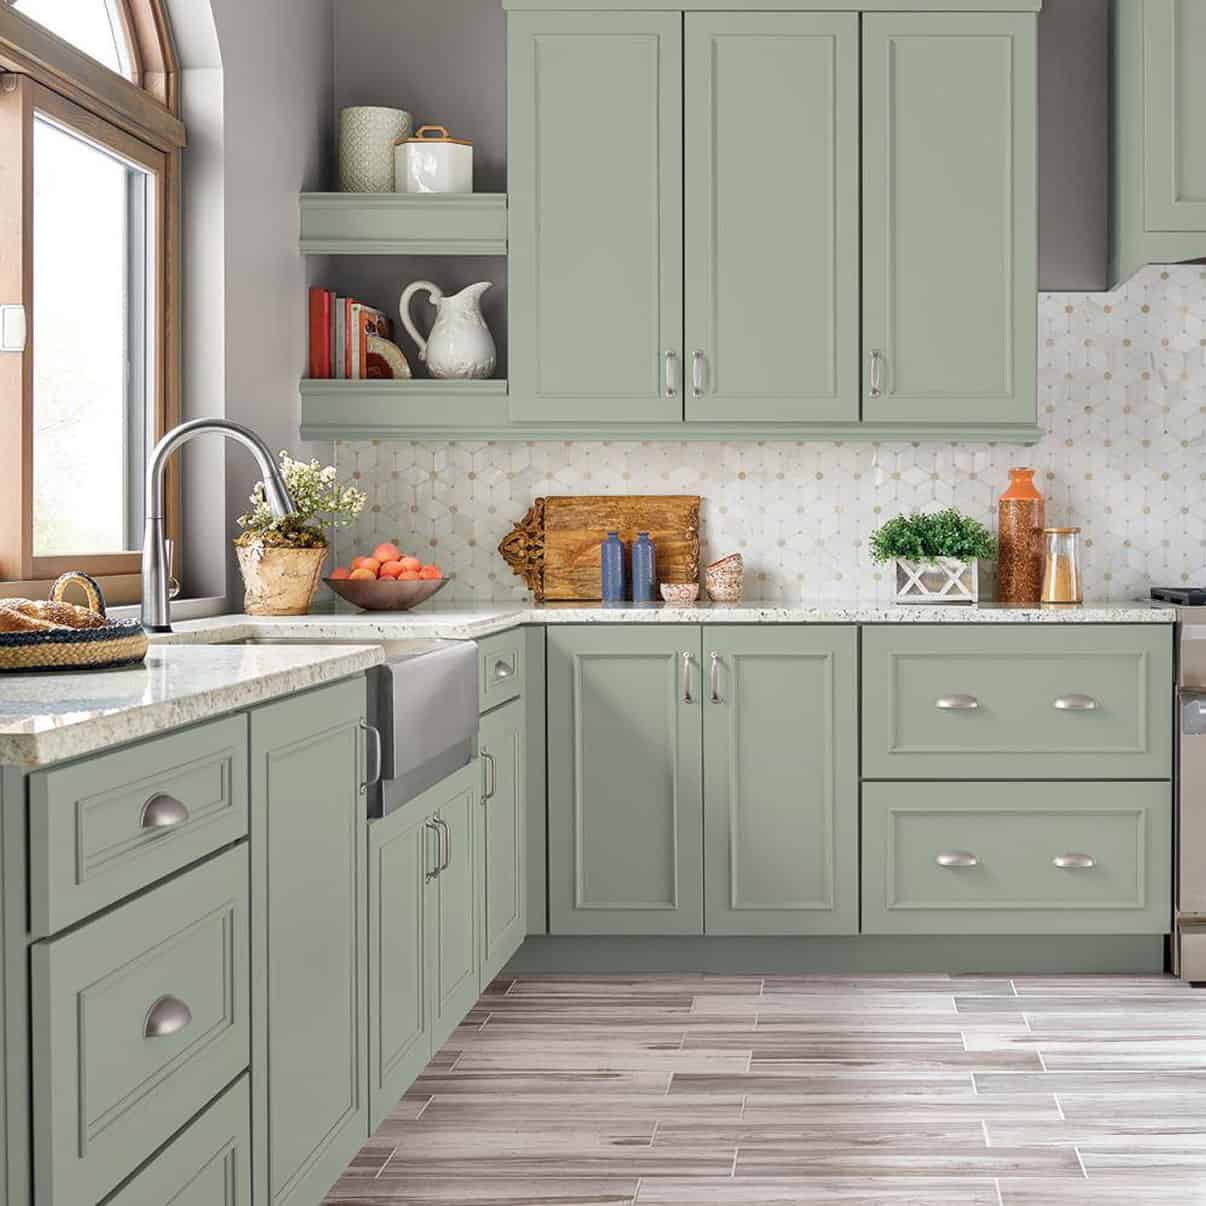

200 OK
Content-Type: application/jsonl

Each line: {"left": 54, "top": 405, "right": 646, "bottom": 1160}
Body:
{"left": 1175, "top": 607, "right": 1206, "bottom": 981}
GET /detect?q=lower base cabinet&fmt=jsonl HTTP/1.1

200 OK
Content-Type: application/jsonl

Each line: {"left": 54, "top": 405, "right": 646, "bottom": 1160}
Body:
{"left": 368, "top": 760, "right": 480, "bottom": 1131}
{"left": 105, "top": 1075, "right": 251, "bottom": 1206}
{"left": 862, "top": 780, "right": 1173, "bottom": 934}
{"left": 250, "top": 679, "right": 368, "bottom": 1206}
{"left": 478, "top": 698, "right": 527, "bottom": 988}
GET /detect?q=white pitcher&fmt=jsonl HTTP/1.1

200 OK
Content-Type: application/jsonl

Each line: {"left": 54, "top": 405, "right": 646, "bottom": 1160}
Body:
{"left": 398, "top": 280, "right": 496, "bottom": 380}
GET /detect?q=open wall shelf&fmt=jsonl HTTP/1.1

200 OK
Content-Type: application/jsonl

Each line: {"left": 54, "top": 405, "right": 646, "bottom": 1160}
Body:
{"left": 299, "top": 193, "right": 508, "bottom": 256}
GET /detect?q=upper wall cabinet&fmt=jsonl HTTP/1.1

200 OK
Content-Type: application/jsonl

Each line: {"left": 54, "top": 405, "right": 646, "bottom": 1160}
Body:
{"left": 861, "top": 13, "right": 1037, "bottom": 427}
{"left": 1111, "top": 0, "right": 1206, "bottom": 287}
{"left": 507, "top": 12, "right": 683, "bottom": 423}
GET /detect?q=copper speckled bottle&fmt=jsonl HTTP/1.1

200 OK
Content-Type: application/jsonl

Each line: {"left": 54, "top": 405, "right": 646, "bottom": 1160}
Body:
{"left": 997, "top": 468, "right": 1045, "bottom": 604}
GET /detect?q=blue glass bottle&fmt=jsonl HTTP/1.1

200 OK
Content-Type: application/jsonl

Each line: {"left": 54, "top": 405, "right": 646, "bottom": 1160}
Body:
{"left": 601, "top": 531, "right": 626, "bottom": 603}
{"left": 631, "top": 531, "right": 656, "bottom": 602}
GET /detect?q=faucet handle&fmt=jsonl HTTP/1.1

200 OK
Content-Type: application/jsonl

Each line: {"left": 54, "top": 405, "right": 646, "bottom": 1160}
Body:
{"left": 164, "top": 539, "right": 181, "bottom": 601}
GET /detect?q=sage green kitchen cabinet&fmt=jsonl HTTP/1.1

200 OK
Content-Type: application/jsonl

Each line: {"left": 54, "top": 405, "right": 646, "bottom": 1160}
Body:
{"left": 684, "top": 13, "right": 859, "bottom": 423}
{"left": 478, "top": 697, "right": 526, "bottom": 988}
{"left": 547, "top": 627, "right": 704, "bottom": 934}
{"left": 862, "top": 780, "right": 1172, "bottom": 935}
{"left": 861, "top": 12, "right": 1036, "bottom": 428}
{"left": 1111, "top": 0, "right": 1206, "bottom": 285}
{"left": 702, "top": 627, "right": 858, "bottom": 935}
{"left": 508, "top": 11, "right": 683, "bottom": 423}
{"left": 367, "top": 760, "right": 481, "bottom": 1129}
{"left": 250, "top": 679, "right": 368, "bottom": 1206}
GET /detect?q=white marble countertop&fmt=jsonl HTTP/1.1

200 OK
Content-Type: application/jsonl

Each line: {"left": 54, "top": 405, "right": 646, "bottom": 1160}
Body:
{"left": 0, "top": 642, "right": 383, "bottom": 768}
{"left": 0, "top": 597, "right": 1175, "bottom": 768}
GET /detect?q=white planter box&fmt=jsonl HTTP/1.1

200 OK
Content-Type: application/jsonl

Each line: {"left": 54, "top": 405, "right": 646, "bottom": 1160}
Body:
{"left": 894, "top": 558, "right": 979, "bottom": 604}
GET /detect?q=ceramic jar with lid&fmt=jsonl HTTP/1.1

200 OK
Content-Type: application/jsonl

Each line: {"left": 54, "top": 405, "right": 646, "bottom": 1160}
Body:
{"left": 1040, "top": 527, "right": 1084, "bottom": 604}
{"left": 395, "top": 125, "right": 474, "bottom": 193}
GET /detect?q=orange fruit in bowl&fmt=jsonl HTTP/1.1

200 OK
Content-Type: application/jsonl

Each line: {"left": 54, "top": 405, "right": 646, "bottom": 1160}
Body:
{"left": 418, "top": 564, "right": 443, "bottom": 580}
{"left": 395, "top": 569, "right": 422, "bottom": 581}
{"left": 348, "top": 567, "right": 377, "bottom": 581}
{"left": 378, "top": 566, "right": 400, "bottom": 580}
{"left": 373, "top": 542, "right": 402, "bottom": 564}
{"left": 351, "top": 555, "right": 381, "bottom": 573}
{"left": 397, "top": 555, "right": 422, "bottom": 573}
{"left": 379, "top": 559, "right": 405, "bottom": 577}
{"left": 329, "top": 566, "right": 351, "bottom": 580}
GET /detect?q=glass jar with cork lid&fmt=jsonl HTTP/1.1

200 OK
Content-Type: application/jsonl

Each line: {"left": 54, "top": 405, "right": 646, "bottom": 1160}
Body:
{"left": 1040, "top": 527, "right": 1083, "bottom": 604}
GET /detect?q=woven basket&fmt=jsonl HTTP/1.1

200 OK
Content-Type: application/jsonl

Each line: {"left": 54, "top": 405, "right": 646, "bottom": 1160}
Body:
{"left": 0, "top": 573, "right": 148, "bottom": 673}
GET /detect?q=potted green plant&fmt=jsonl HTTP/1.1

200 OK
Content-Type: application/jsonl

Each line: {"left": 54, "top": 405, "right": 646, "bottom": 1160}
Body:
{"left": 869, "top": 508, "right": 996, "bottom": 604}
{"left": 234, "top": 452, "right": 366, "bottom": 615}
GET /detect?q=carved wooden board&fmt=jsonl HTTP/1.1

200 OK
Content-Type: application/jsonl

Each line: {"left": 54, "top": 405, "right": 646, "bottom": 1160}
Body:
{"left": 498, "top": 496, "right": 701, "bottom": 602}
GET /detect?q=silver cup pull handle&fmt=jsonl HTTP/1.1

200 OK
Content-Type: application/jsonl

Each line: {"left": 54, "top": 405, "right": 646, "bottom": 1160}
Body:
{"left": 691, "top": 351, "right": 706, "bottom": 399}
{"left": 936, "top": 694, "right": 980, "bottom": 711}
{"left": 1053, "top": 695, "right": 1098, "bottom": 711}
{"left": 1053, "top": 852, "right": 1096, "bottom": 870}
{"left": 140, "top": 793, "right": 190, "bottom": 830}
{"left": 936, "top": 850, "right": 979, "bottom": 869}
{"left": 869, "top": 349, "right": 884, "bottom": 399}
{"left": 664, "top": 350, "right": 678, "bottom": 399}
{"left": 681, "top": 651, "right": 694, "bottom": 704}
{"left": 144, "top": 994, "right": 192, "bottom": 1039}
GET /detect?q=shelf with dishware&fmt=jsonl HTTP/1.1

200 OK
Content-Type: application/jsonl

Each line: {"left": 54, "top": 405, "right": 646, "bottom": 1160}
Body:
{"left": 299, "top": 192, "right": 508, "bottom": 256}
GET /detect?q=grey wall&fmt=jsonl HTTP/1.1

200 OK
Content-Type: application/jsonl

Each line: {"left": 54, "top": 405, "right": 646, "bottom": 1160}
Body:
{"left": 170, "top": 0, "right": 335, "bottom": 601}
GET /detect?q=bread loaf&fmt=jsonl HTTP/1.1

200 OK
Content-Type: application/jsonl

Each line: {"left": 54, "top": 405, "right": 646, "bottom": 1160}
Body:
{"left": 0, "top": 599, "right": 110, "bottom": 630}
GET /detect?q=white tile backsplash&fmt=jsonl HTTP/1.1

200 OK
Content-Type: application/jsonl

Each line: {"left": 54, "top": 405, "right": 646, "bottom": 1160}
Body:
{"left": 336, "top": 264, "right": 1206, "bottom": 602}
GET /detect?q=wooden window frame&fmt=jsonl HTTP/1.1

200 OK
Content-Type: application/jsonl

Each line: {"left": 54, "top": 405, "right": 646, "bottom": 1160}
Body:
{"left": 0, "top": 0, "right": 182, "bottom": 604}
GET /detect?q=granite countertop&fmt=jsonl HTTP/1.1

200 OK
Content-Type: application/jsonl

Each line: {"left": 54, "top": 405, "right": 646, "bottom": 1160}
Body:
{"left": 0, "top": 642, "right": 383, "bottom": 768}
{"left": 0, "top": 597, "right": 1176, "bottom": 768}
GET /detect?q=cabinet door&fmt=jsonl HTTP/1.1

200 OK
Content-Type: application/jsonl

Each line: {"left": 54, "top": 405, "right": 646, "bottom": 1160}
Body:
{"left": 547, "top": 627, "right": 703, "bottom": 934}
{"left": 703, "top": 627, "right": 858, "bottom": 935}
{"left": 684, "top": 13, "right": 858, "bottom": 424}
{"left": 250, "top": 679, "right": 367, "bottom": 1206}
{"left": 429, "top": 765, "right": 481, "bottom": 1055}
{"left": 1143, "top": 0, "right": 1206, "bottom": 232}
{"left": 367, "top": 803, "right": 435, "bottom": 1132}
{"left": 508, "top": 11, "right": 683, "bottom": 423}
{"left": 862, "top": 13, "right": 1036, "bottom": 427}
{"left": 478, "top": 699, "right": 526, "bottom": 989}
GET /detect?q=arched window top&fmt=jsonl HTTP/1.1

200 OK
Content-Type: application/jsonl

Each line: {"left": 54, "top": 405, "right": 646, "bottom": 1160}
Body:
{"left": 10, "top": 0, "right": 134, "bottom": 78}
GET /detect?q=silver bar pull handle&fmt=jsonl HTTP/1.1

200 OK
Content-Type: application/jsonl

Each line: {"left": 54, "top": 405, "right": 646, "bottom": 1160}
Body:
{"left": 1053, "top": 694, "right": 1098, "bottom": 711}
{"left": 936, "top": 850, "right": 979, "bottom": 869}
{"left": 141, "top": 793, "right": 190, "bottom": 830}
{"left": 360, "top": 721, "right": 382, "bottom": 793}
{"left": 664, "top": 350, "right": 678, "bottom": 399}
{"left": 144, "top": 994, "right": 192, "bottom": 1039}
{"left": 681, "top": 651, "right": 694, "bottom": 704}
{"left": 691, "top": 351, "right": 706, "bottom": 399}
{"left": 482, "top": 752, "right": 497, "bottom": 802}
{"left": 936, "top": 694, "right": 980, "bottom": 711}
{"left": 709, "top": 651, "right": 721, "bottom": 703}
{"left": 438, "top": 817, "right": 451, "bottom": 872}
{"left": 869, "top": 349, "right": 884, "bottom": 399}
{"left": 425, "top": 819, "right": 441, "bottom": 881}
{"left": 1053, "top": 852, "right": 1096, "bottom": 870}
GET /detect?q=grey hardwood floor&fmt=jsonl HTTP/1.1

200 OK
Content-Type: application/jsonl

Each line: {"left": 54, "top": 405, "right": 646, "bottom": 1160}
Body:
{"left": 324, "top": 972, "right": 1206, "bottom": 1205}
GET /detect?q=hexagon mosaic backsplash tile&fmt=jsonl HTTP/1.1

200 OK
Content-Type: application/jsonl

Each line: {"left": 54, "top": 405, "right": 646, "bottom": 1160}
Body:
{"left": 334, "top": 265, "right": 1206, "bottom": 602}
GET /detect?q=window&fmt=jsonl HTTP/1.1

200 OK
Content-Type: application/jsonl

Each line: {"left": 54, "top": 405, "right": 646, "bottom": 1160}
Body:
{"left": 0, "top": 0, "right": 182, "bottom": 599}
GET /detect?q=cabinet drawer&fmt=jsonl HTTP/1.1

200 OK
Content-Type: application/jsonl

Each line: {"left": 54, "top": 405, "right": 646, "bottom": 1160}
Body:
{"left": 862, "top": 626, "right": 1172, "bottom": 779}
{"left": 33, "top": 845, "right": 250, "bottom": 1206}
{"left": 862, "top": 781, "right": 1172, "bottom": 934}
{"left": 105, "top": 1075, "right": 251, "bottom": 1206}
{"left": 479, "top": 630, "right": 523, "bottom": 712}
{"left": 29, "top": 714, "right": 248, "bottom": 936}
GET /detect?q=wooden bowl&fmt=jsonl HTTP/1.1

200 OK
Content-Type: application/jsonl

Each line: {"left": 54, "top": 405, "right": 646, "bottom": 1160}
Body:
{"left": 324, "top": 576, "right": 449, "bottom": 612}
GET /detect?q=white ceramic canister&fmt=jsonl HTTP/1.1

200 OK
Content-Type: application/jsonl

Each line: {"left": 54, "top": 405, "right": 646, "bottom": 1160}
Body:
{"left": 339, "top": 106, "right": 412, "bottom": 192}
{"left": 395, "top": 125, "right": 474, "bottom": 193}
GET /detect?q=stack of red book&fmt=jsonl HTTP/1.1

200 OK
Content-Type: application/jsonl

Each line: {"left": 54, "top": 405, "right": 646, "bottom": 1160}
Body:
{"left": 307, "top": 287, "right": 394, "bottom": 379}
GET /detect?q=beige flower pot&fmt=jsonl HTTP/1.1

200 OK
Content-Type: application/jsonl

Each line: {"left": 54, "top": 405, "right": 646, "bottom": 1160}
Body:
{"left": 236, "top": 543, "right": 327, "bottom": 616}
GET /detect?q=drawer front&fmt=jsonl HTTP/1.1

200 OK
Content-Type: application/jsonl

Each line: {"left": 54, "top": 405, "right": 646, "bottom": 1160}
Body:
{"left": 862, "top": 626, "right": 1173, "bottom": 779}
{"left": 33, "top": 845, "right": 250, "bottom": 1206}
{"left": 105, "top": 1075, "right": 251, "bottom": 1206}
{"left": 862, "top": 781, "right": 1172, "bottom": 934}
{"left": 479, "top": 630, "right": 524, "bottom": 712}
{"left": 30, "top": 714, "right": 248, "bottom": 936}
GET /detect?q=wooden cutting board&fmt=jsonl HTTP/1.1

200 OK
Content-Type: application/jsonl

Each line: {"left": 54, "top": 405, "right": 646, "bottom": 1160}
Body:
{"left": 498, "top": 496, "right": 701, "bottom": 602}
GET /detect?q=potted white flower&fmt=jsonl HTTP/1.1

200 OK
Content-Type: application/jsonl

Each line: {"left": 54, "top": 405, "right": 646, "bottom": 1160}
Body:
{"left": 234, "top": 452, "right": 366, "bottom": 615}
{"left": 869, "top": 508, "right": 996, "bottom": 604}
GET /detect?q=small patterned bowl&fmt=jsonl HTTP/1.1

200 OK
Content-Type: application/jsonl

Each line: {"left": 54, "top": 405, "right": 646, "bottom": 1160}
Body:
{"left": 660, "top": 582, "right": 700, "bottom": 605}
{"left": 705, "top": 554, "right": 744, "bottom": 603}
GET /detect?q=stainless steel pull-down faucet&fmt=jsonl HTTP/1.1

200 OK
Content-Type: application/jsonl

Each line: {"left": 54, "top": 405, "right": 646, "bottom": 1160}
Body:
{"left": 141, "top": 419, "right": 296, "bottom": 632}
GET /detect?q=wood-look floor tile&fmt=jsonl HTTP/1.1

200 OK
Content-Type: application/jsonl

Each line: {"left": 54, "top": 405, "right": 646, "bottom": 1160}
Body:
{"left": 740, "top": 1093, "right": 1063, "bottom": 1123}
{"left": 671, "top": 1071, "right": 973, "bottom": 1096}
{"left": 986, "top": 1119, "right": 1206, "bottom": 1148}
{"left": 734, "top": 1145, "right": 1083, "bottom": 1178}
{"left": 999, "top": 1178, "right": 1206, "bottom": 1204}
{"left": 325, "top": 1178, "right": 639, "bottom": 1205}
{"left": 635, "top": 1177, "right": 1001, "bottom": 1204}
{"left": 974, "top": 1070, "right": 1206, "bottom": 1095}
{"left": 652, "top": 1120, "right": 988, "bottom": 1149}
